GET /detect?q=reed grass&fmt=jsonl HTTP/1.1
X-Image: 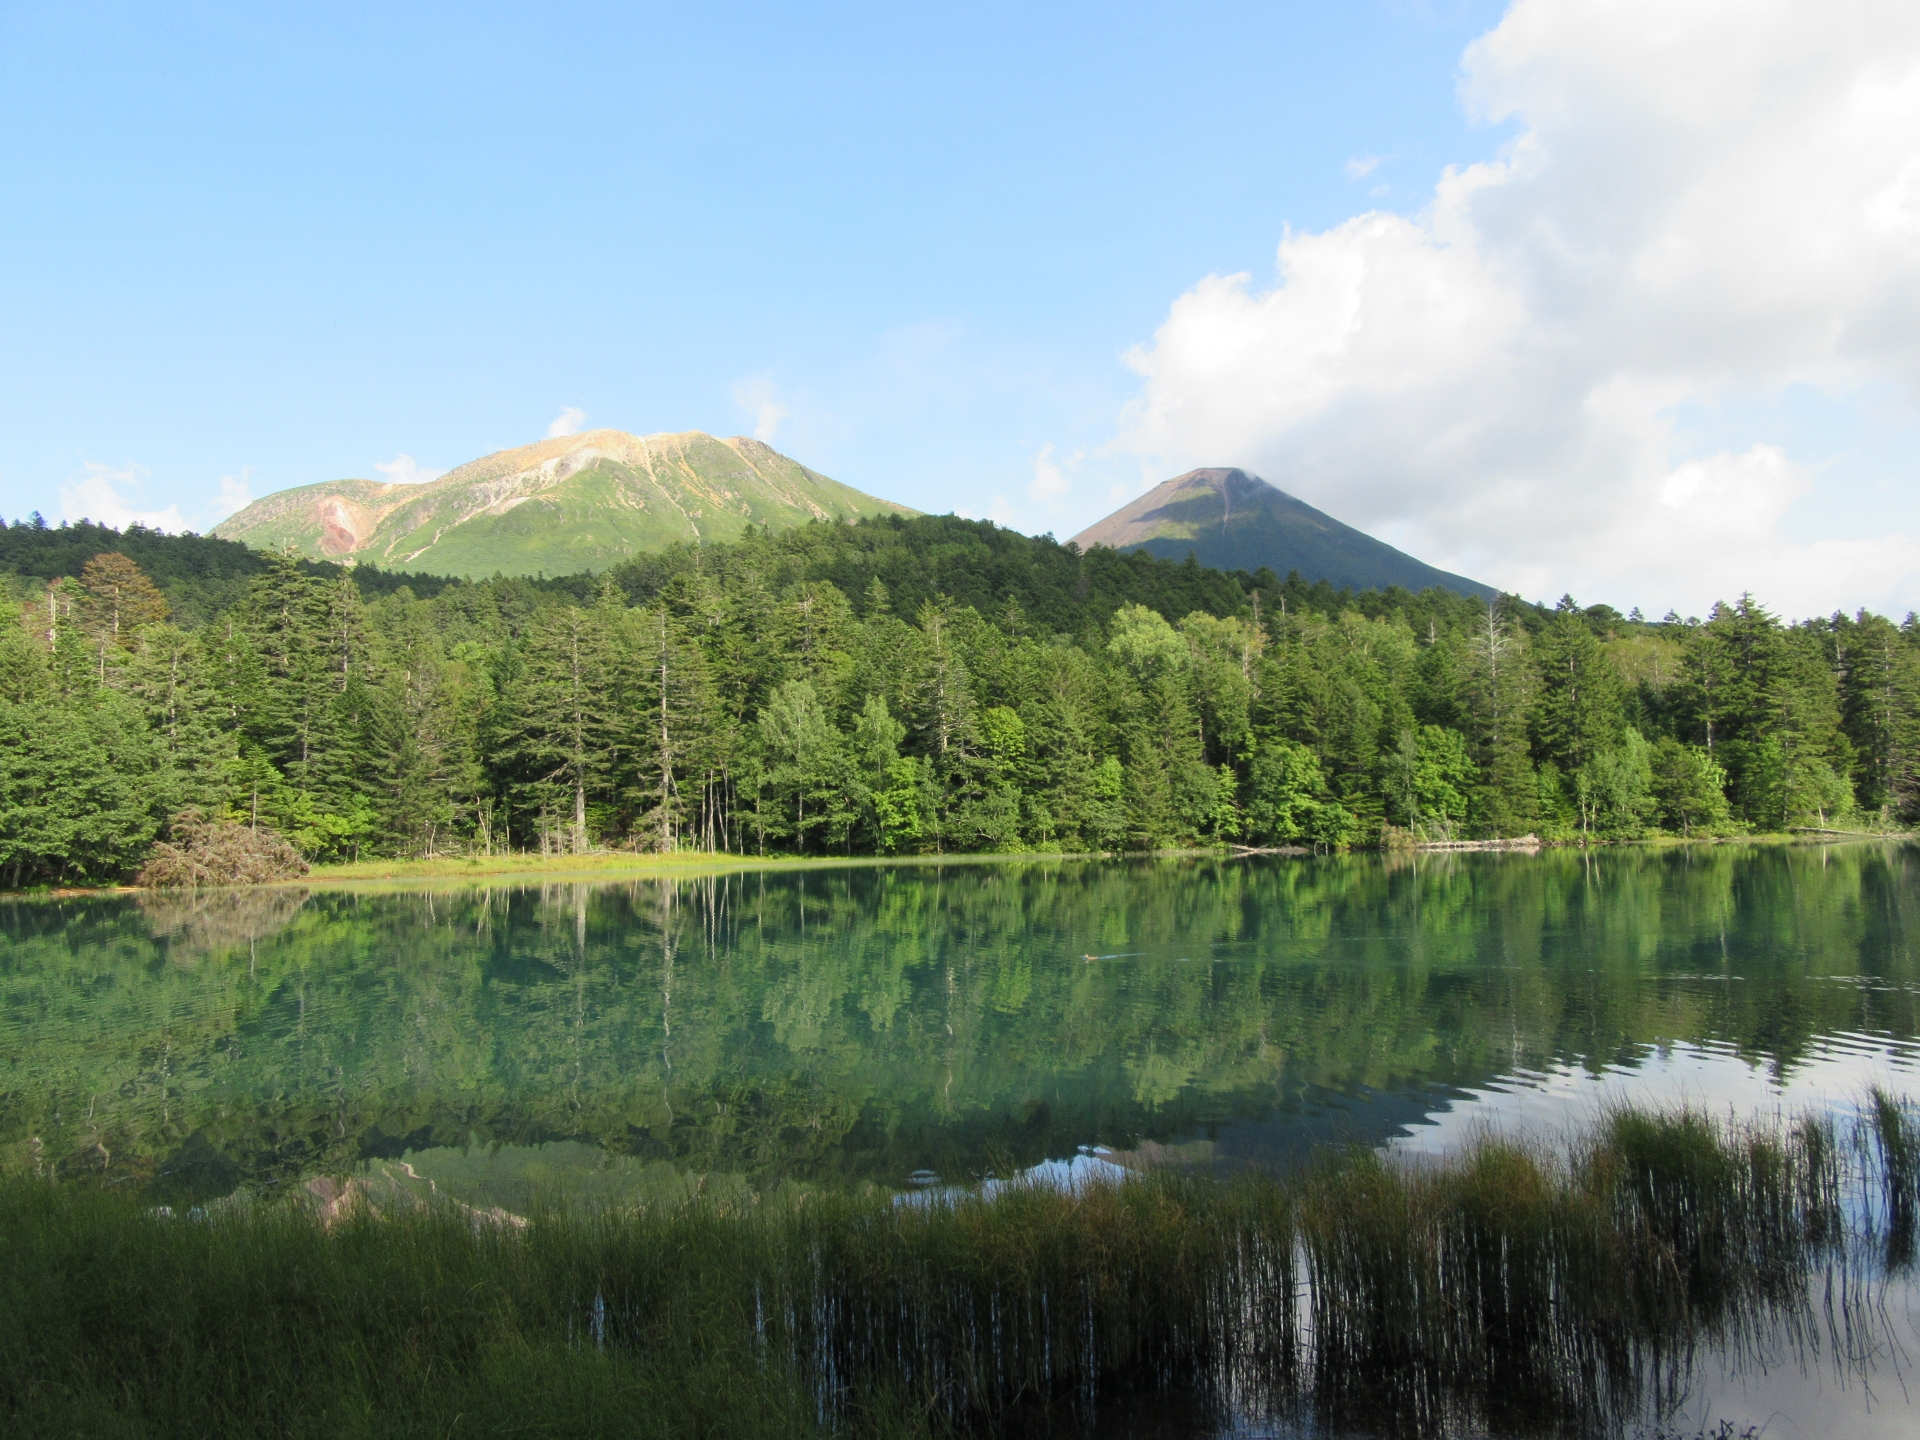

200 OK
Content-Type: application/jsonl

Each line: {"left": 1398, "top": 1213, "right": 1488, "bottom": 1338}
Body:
{"left": 1, "top": 1099, "right": 1912, "bottom": 1438}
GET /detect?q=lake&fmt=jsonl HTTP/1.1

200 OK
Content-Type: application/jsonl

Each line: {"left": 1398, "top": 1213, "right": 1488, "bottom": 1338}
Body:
{"left": 4, "top": 844, "right": 1918, "bottom": 1436}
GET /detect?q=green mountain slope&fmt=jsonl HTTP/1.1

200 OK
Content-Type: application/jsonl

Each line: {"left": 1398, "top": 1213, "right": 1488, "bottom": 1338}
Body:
{"left": 213, "top": 430, "right": 916, "bottom": 577}
{"left": 1070, "top": 467, "right": 1495, "bottom": 600}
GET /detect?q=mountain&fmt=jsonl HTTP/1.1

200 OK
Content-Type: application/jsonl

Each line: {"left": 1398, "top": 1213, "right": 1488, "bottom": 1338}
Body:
{"left": 1069, "top": 467, "right": 1494, "bottom": 600}
{"left": 213, "top": 430, "right": 915, "bottom": 577}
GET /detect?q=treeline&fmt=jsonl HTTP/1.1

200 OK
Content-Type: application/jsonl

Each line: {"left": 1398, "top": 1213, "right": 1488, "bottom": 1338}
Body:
{"left": 0, "top": 512, "right": 458, "bottom": 628}
{"left": 2, "top": 511, "right": 1918, "bottom": 884}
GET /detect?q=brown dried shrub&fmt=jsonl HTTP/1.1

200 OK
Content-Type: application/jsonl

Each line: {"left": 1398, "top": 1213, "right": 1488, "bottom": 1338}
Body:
{"left": 137, "top": 809, "right": 309, "bottom": 888}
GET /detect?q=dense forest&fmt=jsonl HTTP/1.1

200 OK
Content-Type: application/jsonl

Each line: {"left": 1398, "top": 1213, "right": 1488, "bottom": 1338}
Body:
{"left": 2, "top": 510, "right": 1918, "bottom": 885}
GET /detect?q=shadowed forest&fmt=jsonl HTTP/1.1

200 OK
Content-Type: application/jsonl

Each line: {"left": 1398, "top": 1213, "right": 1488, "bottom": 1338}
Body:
{"left": 3, "top": 511, "right": 1919, "bottom": 884}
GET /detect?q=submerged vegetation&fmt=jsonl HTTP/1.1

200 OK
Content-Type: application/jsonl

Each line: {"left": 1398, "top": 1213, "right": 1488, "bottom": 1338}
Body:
{"left": 2, "top": 1099, "right": 1914, "bottom": 1439}
{"left": 4, "top": 513, "right": 1920, "bottom": 885}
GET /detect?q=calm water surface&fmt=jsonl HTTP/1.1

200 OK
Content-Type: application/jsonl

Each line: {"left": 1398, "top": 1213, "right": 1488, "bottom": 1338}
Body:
{"left": 4, "top": 844, "right": 1919, "bottom": 1436}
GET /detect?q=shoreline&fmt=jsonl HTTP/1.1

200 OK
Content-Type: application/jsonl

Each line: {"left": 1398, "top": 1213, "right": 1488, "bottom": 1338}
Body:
{"left": 3, "top": 829, "right": 1913, "bottom": 901}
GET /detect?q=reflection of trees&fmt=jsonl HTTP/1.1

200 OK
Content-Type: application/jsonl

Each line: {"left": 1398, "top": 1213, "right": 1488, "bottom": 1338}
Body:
{"left": 135, "top": 886, "right": 311, "bottom": 963}
{"left": 2, "top": 846, "right": 1916, "bottom": 1201}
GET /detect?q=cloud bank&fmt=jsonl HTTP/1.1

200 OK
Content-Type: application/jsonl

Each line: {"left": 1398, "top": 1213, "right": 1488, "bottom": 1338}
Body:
{"left": 211, "top": 470, "right": 253, "bottom": 522}
{"left": 373, "top": 454, "right": 444, "bottom": 485}
{"left": 59, "top": 463, "right": 189, "bottom": 533}
{"left": 1120, "top": 0, "right": 1920, "bottom": 617}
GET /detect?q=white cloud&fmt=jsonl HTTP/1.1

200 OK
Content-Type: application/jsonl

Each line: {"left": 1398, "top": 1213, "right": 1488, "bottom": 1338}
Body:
{"left": 546, "top": 406, "right": 587, "bottom": 439}
{"left": 1345, "top": 154, "right": 1383, "bottom": 180}
{"left": 1120, "top": 0, "right": 1920, "bottom": 618}
{"left": 59, "top": 462, "right": 189, "bottom": 532}
{"left": 732, "top": 376, "right": 791, "bottom": 443}
{"left": 211, "top": 469, "right": 252, "bottom": 522}
{"left": 1028, "top": 443, "right": 1083, "bottom": 509}
{"left": 373, "top": 454, "right": 444, "bottom": 485}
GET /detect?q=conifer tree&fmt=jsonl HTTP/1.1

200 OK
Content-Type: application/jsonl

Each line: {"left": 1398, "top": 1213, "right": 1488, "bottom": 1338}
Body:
{"left": 1467, "top": 598, "right": 1538, "bottom": 836}
{"left": 494, "top": 604, "right": 621, "bottom": 853}
{"left": 123, "top": 623, "right": 241, "bottom": 820}
{"left": 77, "top": 551, "right": 168, "bottom": 681}
{"left": 11, "top": 511, "right": 1920, "bottom": 877}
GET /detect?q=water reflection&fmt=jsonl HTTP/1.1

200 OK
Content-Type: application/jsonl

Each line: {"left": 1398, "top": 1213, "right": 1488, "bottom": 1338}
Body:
{"left": 4, "top": 844, "right": 1920, "bottom": 1437}
{"left": 0, "top": 844, "right": 1916, "bottom": 1203}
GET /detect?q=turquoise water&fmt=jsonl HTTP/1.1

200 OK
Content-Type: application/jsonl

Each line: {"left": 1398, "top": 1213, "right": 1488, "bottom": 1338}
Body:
{"left": 3, "top": 846, "right": 1917, "bottom": 1203}
{"left": 4, "top": 845, "right": 1919, "bottom": 1436}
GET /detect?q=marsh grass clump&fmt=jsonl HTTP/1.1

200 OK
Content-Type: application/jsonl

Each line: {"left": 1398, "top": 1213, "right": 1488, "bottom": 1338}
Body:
{"left": 1296, "top": 1138, "right": 1627, "bottom": 1435}
{"left": 1794, "top": 1112, "right": 1845, "bottom": 1248}
{"left": 1868, "top": 1085, "right": 1919, "bottom": 1266}
{"left": 0, "top": 1180, "right": 830, "bottom": 1440}
{"left": 769, "top": 1172, "right": 1297, "bottom": 1423}
{"left": 0, "top": 1099, "right": 1912, "bottom": 1439}
{"left": 1596, "top": 1107, "right": 1806, "bottom": 1314}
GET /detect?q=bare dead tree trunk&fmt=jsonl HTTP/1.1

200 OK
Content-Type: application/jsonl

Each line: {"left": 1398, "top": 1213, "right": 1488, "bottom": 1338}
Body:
{"left": 570, "top": 622, "right": 588, "bottom": 855}
{"left": 658, "top": 611, "right": 675, "bottom": 852}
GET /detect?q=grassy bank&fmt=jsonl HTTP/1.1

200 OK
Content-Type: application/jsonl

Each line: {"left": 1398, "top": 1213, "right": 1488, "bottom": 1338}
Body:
{"left": 3, "top": 1098, "right": 1916, "bottom": 1439}
{"left": 293, "top": 848, "right": 1117, "bottom": 891}
{"left": 7, "top": 833, "right": 1908, "bottom": 900}
{"left": 6, "top": 847, "right": 1116, "bottom": 898}
{"left": 303, "top": 847, "right": 786, "bottom": 886}
{"left": 247, "top": 831, "right": 1920, "bottom": 890}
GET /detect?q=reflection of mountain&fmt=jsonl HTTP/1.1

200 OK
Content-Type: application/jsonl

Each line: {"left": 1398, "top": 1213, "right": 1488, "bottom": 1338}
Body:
{"left": 4, "top": 847, "right": 1914, "bottom": 1202}
{"left": 1070, "top": 467, "right": 1495, "bottom": 599}
{"left": 212, "top": 430, "right": 915, "bottom": 578}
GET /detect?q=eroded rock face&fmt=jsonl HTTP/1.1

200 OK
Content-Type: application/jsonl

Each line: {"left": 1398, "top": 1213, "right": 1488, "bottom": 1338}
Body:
{"left": 316, "top": 496, "right": 376, "bottom": 555}
{"left": 214, "top": 429, "right": 915, "bottom": 577}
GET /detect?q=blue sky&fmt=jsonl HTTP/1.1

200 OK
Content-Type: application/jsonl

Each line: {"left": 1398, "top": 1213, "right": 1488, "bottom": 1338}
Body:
{"left": 5, "top": 1, "right": 1918, "bottom": 617}
{"left": 0, "top": 2, "right": 1508, "bottom": 522}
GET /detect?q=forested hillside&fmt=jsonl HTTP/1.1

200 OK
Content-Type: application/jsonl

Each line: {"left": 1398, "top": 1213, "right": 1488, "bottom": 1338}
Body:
{"left": 3, "top": 511, "right": 1917, "bottom": 886}
{"left": 0, "top": 515, "right": 458, "bottom": 626}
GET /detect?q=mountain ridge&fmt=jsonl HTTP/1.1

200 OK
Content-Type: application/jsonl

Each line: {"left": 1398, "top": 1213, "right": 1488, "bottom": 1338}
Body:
{"left": 1070, "top": 467, "right": 1494, "bottom": 600}
{"left": 214, "top": 429, "right": 915, "bottom": 577}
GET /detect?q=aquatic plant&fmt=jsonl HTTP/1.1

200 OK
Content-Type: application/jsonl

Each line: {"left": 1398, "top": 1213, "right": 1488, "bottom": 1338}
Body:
{"left": 0, "top": 1101, "right": 1911, "bottom": 1439}
{"left": 1868, "top": 1085, "right": 1919, "bottom": 1266}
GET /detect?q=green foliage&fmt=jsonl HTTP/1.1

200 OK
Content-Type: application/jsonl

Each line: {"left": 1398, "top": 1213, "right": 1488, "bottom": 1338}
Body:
{"left": 5, "top": 516, "right": 1920, "bottom": 879}
{"left": 1389, "top": 724, "right": 1475, "bottom": 839}
{"left": 1651, "top": 738, "right": 1734, "bottom": 837}
{"left": 1574, "top": 728, "right": 1657, "bottom": 839}
{"left": 0, "top": 515, "right": 455, "bottom": 627}
{"left": 2, "top": 1097, "right": 1911, "bottom": 1438}
{"left": 1245, "top": 739, "right": 1355, "bottom": 846}
{"left": 0, "top": 693, "right": 161, "bottom": 886}
{"left": 757, "top": 678, "right": 852, "bottom": 853}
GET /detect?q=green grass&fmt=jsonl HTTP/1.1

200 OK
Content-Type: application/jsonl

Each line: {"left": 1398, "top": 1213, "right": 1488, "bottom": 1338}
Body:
{"left": 237, "top": 831, "right": 1920, "bottom": 889}
{"left": 2, "top": 1100, "right": 1913, "bottom": 1438}
{"left": 303, "top": 847, "right": 783, "bottom": 885}
{"left": 297, "top": 848, "right": 1116, "bottom": 888}
{"left": 0, "top": 1181, "right": 834, "bottom": 1439}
